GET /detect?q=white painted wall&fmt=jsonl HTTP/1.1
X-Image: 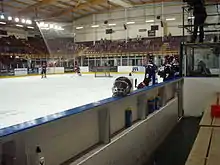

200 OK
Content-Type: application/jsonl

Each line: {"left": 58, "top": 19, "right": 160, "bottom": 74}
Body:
{"left": 0, "top": 26, "right": 38, "bottom": 39}
{"left": 74, "top": 4, "right": 186, "bottom": 42}
{"left": 184, "top": 78, "right": 220, "bottom": 117}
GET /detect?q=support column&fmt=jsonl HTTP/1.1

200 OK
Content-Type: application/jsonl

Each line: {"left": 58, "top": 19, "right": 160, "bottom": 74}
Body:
{"left": 137, "top": 94, "right": 147, "bottom": 120}
{"left": 124, "top": 8, "right": 128, "bottom": 42}
{"left": 159, "top": 86, "right": 167, "bottom": 107}
{"left": 177, "top": 79, "right": 184, "bottom": 118}
{"left": 98, "top": 108, "right": 110, "bottom": 144}
{"left": 93, "top": 14, "right": 96, "bottom": 45}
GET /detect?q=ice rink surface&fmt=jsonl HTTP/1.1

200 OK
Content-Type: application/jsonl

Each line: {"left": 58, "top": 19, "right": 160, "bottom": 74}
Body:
{"left": 0, "top": 73, "right": 163, "bottom": 129}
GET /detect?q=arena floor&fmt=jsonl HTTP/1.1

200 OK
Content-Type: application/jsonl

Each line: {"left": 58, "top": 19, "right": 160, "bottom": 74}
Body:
{"left": 0, "top": 73, "right": 163, "bottom": 130}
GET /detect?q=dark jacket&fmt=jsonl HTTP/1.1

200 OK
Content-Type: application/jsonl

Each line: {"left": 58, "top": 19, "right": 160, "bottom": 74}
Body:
{"left": 186, "top": 0, "right": 206, "bottom": 15}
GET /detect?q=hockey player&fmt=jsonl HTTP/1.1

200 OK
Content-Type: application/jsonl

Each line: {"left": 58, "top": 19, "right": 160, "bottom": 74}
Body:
{"left": 144, "top": 54, "right": 157, "bottom": 85}
{"left": 41, "top": 62, "right": 47, "bottom": 78}
{"left": 128, "top": 73, "right": 134, "bottom": 92}
{"left": 137, "top": 78, "right": 151, "bottom": 89}
{"left": 74, "top": 65, "right": 81, "bottom": 76}
{"left": 158, "top": 55, "right": 175, "bottom": 81}
{"left": 172, "top": 56, "right": 180, "bottom": 78}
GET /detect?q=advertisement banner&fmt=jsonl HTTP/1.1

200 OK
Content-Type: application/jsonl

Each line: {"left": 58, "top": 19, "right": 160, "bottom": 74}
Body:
{"left": 0, "top": 69, "right": 14, "bottom": 76}
{"left": 148, "top": 30, "right": 156, "bottom": 37}
{"left": 14, "top": 68, "right": 28, "bottom": 76}
{"left": 28, "top": 68, "right": 39, "bottom": 75}
{"left": 132, "top": 66, "right": 145, "bottom": 73}
{"left": 110, "top": 66, "right": 118, "bottom": 72}
{"left": 64, "top": 67, "right": 74, "bottom": 73}
{"left": 89, "top": 66, "right": 118, "bottom": 72}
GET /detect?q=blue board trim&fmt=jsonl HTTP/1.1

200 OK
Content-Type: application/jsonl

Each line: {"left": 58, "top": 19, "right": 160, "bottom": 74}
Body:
{"left": 0, "top": 78, "right": 182, "bottom": 138}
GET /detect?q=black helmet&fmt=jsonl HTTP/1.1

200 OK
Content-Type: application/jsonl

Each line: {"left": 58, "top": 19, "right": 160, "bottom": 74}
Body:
{"left": 112, "top": 77, "right": 132, "bottom": 97}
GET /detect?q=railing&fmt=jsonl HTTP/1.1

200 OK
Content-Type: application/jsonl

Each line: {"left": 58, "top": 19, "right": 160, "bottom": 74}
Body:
{"left": 0, "top": 78, "right": 183, "bottom": 165}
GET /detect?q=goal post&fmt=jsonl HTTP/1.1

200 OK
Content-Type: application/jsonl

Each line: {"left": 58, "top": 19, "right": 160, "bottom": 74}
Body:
{"left": 94, "top": 66, "right": 112, "bottom": 77}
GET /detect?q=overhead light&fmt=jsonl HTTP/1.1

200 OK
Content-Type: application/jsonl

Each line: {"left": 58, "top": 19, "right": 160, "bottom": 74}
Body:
{"left": 26, "top": 19, "right": 32, "bottom": 24}
{"left": 57, "top": 26, "right": 64, "bottom": 30}
{"left": 16, "top": 24, "right": 23, "bottom": 27}
{"left": 0, "top": 15, "right": 4, "bottom": 19}
{"left": 27, "top": 26, "right": 34, "bottom": 29}
{"left": 40, "top": 27, "right": 49, "bottom": 30}
{"left": 91, "top": 25, "right": 99, "bottom": 28}
{"left": 126, "top": 21, "right": 135, "bottom": 25}
{"left": 166, "top": 18, "right": 176, "bottom": 21}
{"left": 76, "top": 26, "right": 83, "bottom": 29}
{"left": 0, "top": 22, "right": 6, "bottom": 24}
{"left": 37, "top": 22, "right": 44, "bottom": 27}
{"left": 15, "top": 17, "right": 19, "bottom": 22}
{"left": 188, "top": 16, "right": 194, "bottom": 19}
{"left": 21, "top": 19, "right": 26, "bottom": 23}
{"left": 49, "top": 24, "right": 54, "bottom": 28}
{"left": 8, "top": 16, "right": 12, "bottom": 21}
{"left": 146, "top": 20, "right": 154, "bottom": 23}
{"left": 108, "top": 0, "right": 132, "bottom": 8}
{"left": 108, "top": 23, "right": 116, "bottom": 26}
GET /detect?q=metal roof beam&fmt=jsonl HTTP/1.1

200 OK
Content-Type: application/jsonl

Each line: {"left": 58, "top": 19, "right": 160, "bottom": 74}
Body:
{"left": 18, "top": 0, "right": 58, "bottom": 14}
{"left": 48, "top": 0, "right": 104, "bottom": 18}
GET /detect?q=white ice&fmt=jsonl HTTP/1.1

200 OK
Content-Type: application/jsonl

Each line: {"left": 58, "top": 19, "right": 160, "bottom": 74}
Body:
{"left": 0, "top": 73, "right": 163, "bottom": 129}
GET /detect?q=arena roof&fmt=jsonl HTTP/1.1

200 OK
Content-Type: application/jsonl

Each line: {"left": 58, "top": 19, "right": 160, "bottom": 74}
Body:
{"left": 2, "top": 0, "right": 219, "bottom": 22}
{"left": 2, "top": 0, "right": 183, "bottom": 21}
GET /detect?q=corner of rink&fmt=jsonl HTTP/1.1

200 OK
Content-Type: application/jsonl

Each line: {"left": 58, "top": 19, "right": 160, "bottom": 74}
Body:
{"left": 0, "top": 72, "right": 163, "bottom": 131}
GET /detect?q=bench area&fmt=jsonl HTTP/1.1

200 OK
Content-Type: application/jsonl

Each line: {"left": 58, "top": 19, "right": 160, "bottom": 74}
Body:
{"left": 185, "top": 94, "right": 220, "bottom": 165}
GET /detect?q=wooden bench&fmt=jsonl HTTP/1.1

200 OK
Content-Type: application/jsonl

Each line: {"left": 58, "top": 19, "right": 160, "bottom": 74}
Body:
{"left": 186, "top": 94, "right": 220, "bottom": 165}
{"left": 186, "top": 127, "right": 220, "bottom": 165}
{"left": 200, "top": 96, "right": 220, "bottom": 127}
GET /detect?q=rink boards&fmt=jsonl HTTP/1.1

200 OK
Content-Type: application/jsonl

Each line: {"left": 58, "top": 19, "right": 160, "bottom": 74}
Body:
{"left": 0, "top": 73, "right": 183, "bottom": 165}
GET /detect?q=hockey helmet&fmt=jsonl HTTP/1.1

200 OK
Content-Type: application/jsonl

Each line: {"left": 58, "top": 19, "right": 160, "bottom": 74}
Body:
{"left": 147, "top": 53, "right": 154, "bottom": 63}
{"left": 112, "top": 77, "right": 132, "bottom": 97}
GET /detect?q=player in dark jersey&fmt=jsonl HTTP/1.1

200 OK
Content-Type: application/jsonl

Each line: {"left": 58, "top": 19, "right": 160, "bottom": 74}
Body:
{"left": 172, "top": 56, "right": 180, "bottom": 78}
{"left": 41, "top": 62, "right": 47, "bottom": 78}
{"left": 74, "top": 65, "right": 81, "bottom": 76}
{"left": 145, "top": 54, "right": 157, "bottom": 85}
{"left": 137, "top": 78, "right": 151, "bottom": 89}
{"left": 158, "top": 55, "right": 178, "bottom": 81}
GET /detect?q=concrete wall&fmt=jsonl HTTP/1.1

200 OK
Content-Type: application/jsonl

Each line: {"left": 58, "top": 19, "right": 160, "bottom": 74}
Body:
{"left": 183, "top": 77, "right": 220, "bottom": 117}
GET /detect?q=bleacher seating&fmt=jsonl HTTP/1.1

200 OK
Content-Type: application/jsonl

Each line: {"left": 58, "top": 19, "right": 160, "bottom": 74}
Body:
{"left": 0, "top": 35, "right": 184, "bottom": 57}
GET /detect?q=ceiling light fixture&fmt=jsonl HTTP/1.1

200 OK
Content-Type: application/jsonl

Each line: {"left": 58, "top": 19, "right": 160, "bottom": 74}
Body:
{"left": 108, "top": 23, "right": 116, "bottom": 26}
{"left": 126, "top": 21, "right": 135, "bottom": 25}
{"left": 21, "top": 19, "right": 26, "bottom": 23}
{"left": 76, "top": 26, "right": 83, "bottom": 29}
{"left": 26, "top": 20, "right": 32, "bottom": 24}
{"left": 166, "top": 18, "right": 176, "bottom": 21}
{"left": 146, "top": 20, "right": 154, "bottom": 23}
{"left": 8, "top": 16, "right": 12, "bottom": 21}
{"left": 91, "top": 25, "right": 99, "bottom": 28}
{"left": 15, "top": 18, "right": 19, "bottom": 22}
{"left": 16, "top": 24, "right": 23, "bottom": 27}
{"left": 27, "top": 26, "right": 34, "bottom": 29}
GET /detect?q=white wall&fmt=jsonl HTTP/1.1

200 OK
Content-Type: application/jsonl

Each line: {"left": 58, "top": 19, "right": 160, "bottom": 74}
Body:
{"left": 184, "top": 78, "right": 220, "bottom": 117}
{"left": 0, "top": 26, "right": 38, "bottom": 39}
{"left": 74, "top": 4, "right": 186, "bottom": 42}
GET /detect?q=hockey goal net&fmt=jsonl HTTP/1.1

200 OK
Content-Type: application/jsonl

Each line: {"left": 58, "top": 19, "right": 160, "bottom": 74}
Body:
{"left": 94, "top": 66, "right": 112, "bottom": 77}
